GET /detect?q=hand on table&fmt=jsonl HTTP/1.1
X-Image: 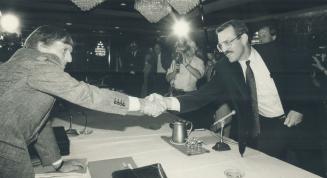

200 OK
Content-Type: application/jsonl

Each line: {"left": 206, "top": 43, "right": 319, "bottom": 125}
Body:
{"left": 58, "top": 159, "right": 87, "bottom": 173}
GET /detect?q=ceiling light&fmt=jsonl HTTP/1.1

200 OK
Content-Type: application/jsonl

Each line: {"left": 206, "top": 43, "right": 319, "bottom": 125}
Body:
{"left": 120, "top": 2, "right": 126, "bottom": 6}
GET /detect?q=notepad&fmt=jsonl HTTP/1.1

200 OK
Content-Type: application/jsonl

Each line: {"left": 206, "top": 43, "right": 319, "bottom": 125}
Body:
{"left": 88, "top": 157, "right": 137, "bottom": 178}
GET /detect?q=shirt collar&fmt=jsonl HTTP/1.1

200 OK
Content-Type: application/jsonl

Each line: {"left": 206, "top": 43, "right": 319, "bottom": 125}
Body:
{"left": 14, "top": 48, "right": 65, "bottom": 69}
{"left": 239, "top": 46, "right": 256, "bottom": 65}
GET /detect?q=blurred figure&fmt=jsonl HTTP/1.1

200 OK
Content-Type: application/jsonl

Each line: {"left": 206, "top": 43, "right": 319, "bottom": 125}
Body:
{"left": 204, "top": 49, "right": 218, "bottom": 82}
{"left": 258, "top": 25, "right": 277, "bottom": 44}
{"left": 147, "top": 43, "right": 172, "bottom": 95}
{"left": 312, "top": 46, "right": 327, "bottom": 89}
{"left": 141, "top": 47, "right": 155, "bottom": 97}
{"left": 166, "top": 38, "right": 205, "bottom": 96}
{"left": 123, "top": 41, "right": 144, "bottom": 96}
{"left": 123, "top": 41, "right": 144, "bottom": 74}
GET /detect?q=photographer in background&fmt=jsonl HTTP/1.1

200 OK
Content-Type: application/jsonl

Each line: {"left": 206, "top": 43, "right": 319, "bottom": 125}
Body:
{"left": 165, "top": 39, "right": 206, "bottom": 128}
{"left": 166, "top": 38, "right": 205, "bottom": 96}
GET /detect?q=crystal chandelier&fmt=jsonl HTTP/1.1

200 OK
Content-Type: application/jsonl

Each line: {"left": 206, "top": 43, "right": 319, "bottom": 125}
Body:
{"left": 167, "top": 0, "right": 200, "bottom": 14}
{"left": 71, "top": 0, "right": 106, "bottom": 11}
{"left": 134, "top": 0, "right": 172, "bottom": 23}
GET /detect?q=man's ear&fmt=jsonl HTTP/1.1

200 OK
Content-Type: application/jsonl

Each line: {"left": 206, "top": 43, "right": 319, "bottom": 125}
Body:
{"left": 36, "top": 42, "right": 47, "bottom": 52}
{"left": 240, "top": 33, "right": 249, "bottom": 45}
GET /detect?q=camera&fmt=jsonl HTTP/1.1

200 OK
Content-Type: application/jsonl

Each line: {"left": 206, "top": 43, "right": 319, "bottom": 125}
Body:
{"left": 175, "top": 52, "right": 183, "bottom": 64}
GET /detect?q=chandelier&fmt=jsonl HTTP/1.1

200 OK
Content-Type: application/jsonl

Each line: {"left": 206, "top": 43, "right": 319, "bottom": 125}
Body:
{"left": 71, "top": 0, "right": 106, "bottom": 11}
{"left": 135, "top": 0, "right": 172, "bottom": 23}
{"left": 134, "top": 0, "right": 200, "bottom": 23}
{"left": 167, "top": 0, "right": 200, "bottom": 14}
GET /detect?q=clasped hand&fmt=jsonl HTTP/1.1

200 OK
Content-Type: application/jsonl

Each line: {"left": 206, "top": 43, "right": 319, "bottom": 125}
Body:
{"left": 140, "top": 93, "right": 167, "bottom": 117}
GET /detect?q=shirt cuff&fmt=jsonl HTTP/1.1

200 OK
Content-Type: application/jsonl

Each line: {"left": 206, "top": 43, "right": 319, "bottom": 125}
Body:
{"left": 128, "top": 96, "right": 141, "bottom": 111}
{"left": 167, "top": 97, "right": 180, "bottom": 112}
{"left": 52, "top": 158, "right": 63, "bottom": 167}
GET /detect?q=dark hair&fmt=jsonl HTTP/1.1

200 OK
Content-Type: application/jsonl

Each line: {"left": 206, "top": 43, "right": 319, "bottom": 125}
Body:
{"left": 261, "top": 25, "right": 277, "bottom": 36}
{"left": 24, "top": 25, "right": 73, "bottom": 49}
{"left": 215, "top": 19, "right": 249, "bottom": 36}
{"left": 258, "top": 20, "right": 277, "bottom": 36}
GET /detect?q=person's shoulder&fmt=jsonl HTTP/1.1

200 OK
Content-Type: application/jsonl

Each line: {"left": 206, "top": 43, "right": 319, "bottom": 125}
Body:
{"left": 216, "top": 56, "right": 229, "bottom": 65}
{"left": 253, "top": 41, "right": 284, "bottom": 51}
{"left": 193, "top": 55, "right": 204, "bottom": 62}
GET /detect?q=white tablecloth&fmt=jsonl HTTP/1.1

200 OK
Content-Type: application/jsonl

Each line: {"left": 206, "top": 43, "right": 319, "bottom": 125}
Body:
{"left": 36, "top": 109, "right": 321, "bottom": 178}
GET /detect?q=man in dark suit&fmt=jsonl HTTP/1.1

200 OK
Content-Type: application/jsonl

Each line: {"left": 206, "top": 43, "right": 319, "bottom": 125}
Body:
{"left": 149, "top": 19, "right": 313, "bottom": 161}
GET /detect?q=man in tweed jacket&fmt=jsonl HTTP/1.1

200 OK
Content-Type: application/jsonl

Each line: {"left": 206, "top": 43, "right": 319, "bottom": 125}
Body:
{"left": 0, "top": 25, "right": 164, "bottom": 178}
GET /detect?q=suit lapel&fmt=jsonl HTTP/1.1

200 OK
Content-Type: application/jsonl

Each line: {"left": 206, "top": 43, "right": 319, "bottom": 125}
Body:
{"left": 229, "top": 62, "right": 248, "bottom": 94}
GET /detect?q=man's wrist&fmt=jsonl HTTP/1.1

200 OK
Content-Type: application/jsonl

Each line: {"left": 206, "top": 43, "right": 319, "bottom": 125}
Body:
{"left": 163, "top": 97, "right": 180, "bottom": 111}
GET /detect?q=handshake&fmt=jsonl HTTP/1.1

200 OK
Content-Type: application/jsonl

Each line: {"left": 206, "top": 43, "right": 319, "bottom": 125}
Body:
{"left": 139, "top": 93, "right": 172, "bottom": 117}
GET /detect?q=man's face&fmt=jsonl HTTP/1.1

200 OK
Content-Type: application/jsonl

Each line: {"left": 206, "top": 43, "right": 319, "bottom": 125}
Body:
{"left": 258, "top": 26, "right": 273, "bottom": 44}
{"left": 217, "top": 26, "right": 246, "bottom": 63}
{"left": 130, "top": 41, "right": 137, "bottom": 51}
{"left": 154, "top": 44, "right": 161, "bottom": 55}
{"left": 38, "top": 40, "right": 73, "bottom": 66}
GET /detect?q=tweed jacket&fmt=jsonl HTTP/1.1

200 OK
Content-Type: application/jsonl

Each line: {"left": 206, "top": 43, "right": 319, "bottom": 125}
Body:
{"left": 0, "top": 48, "right": 130, "bottom": 165}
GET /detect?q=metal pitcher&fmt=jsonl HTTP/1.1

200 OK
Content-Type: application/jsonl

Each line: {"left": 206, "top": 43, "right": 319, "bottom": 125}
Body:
{"left": 169, "top": 119, "right": 193, "bottom": 144}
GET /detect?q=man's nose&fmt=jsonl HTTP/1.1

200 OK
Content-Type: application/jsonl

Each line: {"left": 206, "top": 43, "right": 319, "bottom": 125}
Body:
{"left": 220, "top": 45, "right": 229, "bottom": 53}
{"left": 66, "top": 53, "right": 72, "bottom": 62}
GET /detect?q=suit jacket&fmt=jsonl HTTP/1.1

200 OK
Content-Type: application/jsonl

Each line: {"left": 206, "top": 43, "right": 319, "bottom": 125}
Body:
{"left": 123, "top": 49, "right": 144, "bottom": 73}
{"left": 177, "top": 44, "right": 313, "bottom": 152}
{"left": 153, "top": 51, "right": 172, "bottom": 72}
{"left": 0, "top": 48, "right": 130, "bottom": 166}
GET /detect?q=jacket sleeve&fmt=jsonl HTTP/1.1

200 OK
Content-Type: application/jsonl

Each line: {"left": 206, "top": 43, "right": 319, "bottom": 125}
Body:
{"left": 27, "top": 63, "right": 129, "bottom": 115}
{"left": 33, "top": 120, "right": 61, "bottom": 166}
{"left": 177, "top": 65, "right": 226, "bottom": 113}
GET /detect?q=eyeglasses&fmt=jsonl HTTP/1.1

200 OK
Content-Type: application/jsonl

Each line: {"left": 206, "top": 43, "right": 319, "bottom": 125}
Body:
{"left": 217, "top": 33, "right": 243, "bottom": 52}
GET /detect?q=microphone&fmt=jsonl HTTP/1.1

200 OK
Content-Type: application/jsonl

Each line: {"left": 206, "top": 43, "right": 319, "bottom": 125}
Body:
{"left": 212, "top": 110, "right": 236, "bottom": 126}
{"left": 211, "top": 110, "right": 236, "bottom": 152}
{"left": 174, "top": 52, "right": 182, "bottom": 73}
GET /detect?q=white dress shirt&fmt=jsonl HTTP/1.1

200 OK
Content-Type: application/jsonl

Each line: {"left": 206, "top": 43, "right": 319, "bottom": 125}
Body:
{"left": 157, "top": 53, "right": 166, "bottom": 74}
{"left": 238, "top": 47, "right": 284, "bottom": 117}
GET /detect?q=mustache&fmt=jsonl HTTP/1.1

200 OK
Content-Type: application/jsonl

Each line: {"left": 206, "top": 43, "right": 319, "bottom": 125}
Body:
{"left": 223, "top": 51, "right": 232, "bottom": 56}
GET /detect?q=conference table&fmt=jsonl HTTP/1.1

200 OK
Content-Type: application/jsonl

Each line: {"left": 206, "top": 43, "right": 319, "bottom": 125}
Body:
{"left": 35, "top": 108, "right": 321, "bottom": 178}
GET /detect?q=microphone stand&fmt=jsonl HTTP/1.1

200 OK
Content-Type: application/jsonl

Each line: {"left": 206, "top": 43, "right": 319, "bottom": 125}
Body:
{"left": 65, "top": 110, "right": 79, "bottom": 136}
{"left": 212, "top": 110, "right": 236, "bottom": 151}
